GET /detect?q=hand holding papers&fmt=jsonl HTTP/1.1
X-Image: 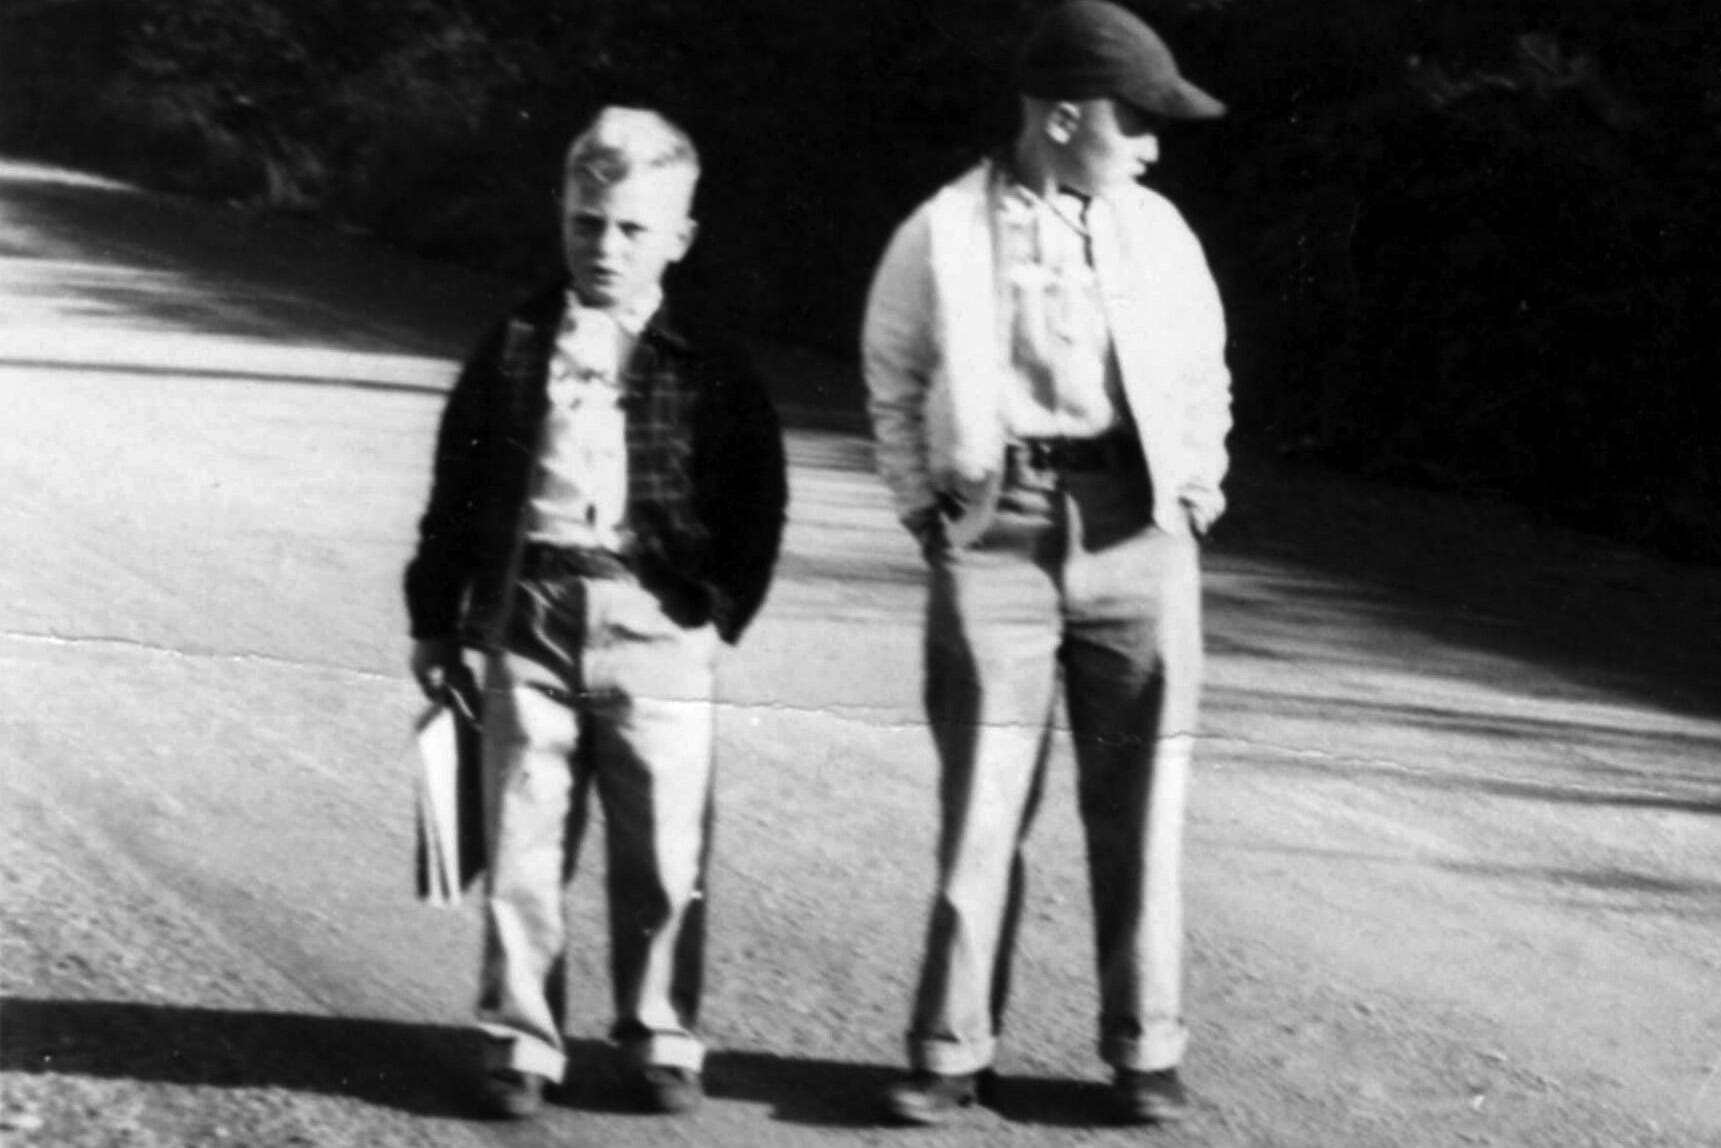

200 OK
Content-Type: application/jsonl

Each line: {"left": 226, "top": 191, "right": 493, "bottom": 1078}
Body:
{"left": 414, "top": 681, "right": 485, "bottom": 907}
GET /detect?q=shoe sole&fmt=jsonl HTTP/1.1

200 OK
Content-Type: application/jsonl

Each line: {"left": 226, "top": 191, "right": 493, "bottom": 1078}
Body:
{"left": 1115, "top": 1097, "right": 1190, "bottom": 1125}
{"left": 635, "top": 1069, "right": 704, "bottom": 1116}
{"left": 478, "top": 1080, "right": 543, "bottom": 1122}
{"left": 885, "top": 1092, "right": 977, "bottom": 1126}
{"left": 478, "top": 1092, "right": 544, "bottom": 1120}
{"left": 648, "top": 1091, "right": 703, "bottom": 1116}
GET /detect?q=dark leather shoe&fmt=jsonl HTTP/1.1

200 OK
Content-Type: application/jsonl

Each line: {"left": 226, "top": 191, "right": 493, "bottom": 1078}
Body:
{"left": 635, "top": 1065, "right": 703, "bottom": 1115}
{"left": 477, "top": 1068, "right": 548, "bottom": 1119}
{"left": 884, "top": 1070, "right": 988, "bottom": 1125}
{"left": 1113, "top": 1067, "right": 1190, "bottom": 1124}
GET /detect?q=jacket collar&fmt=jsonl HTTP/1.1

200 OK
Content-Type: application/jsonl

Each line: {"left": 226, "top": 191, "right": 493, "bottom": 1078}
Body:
{"left": 638, "top": 300, "right": 689, "bottom": 353}
{"left": 533, "top": 276, "right": 689, "bottom": 354}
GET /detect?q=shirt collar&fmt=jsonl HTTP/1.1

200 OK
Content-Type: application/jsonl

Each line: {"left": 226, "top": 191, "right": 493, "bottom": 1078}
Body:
{"left": 564, "top": 286, "right": 663, "bottom": 338}
{"left": 993, "top": 157, "right": 1094, "bottom": 234}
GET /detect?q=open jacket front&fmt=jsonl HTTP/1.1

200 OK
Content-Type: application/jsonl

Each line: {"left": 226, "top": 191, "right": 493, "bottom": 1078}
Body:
{"left": 404, "top": 282, "right": 788, "bottom": 649}
{"left": 864, "top": 158, "right": 1233, "bottom": 544}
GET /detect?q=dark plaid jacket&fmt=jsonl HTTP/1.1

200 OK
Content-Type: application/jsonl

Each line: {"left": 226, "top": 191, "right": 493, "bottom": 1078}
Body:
{"left": 404, "top": 282, "right": 788, "bottom": 647}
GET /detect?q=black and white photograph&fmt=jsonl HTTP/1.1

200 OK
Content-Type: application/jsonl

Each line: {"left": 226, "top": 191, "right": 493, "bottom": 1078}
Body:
{"left": 2, "top": 2, "right": 1717, "bottom": 1145}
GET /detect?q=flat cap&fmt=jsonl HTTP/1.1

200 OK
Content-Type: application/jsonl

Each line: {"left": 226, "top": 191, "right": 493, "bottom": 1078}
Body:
{"left": 1017, "top": 1, "right": 1225, "bottom": 120}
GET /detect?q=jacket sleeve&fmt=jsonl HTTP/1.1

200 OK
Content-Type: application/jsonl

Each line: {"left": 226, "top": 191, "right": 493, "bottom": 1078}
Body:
{"left": 705, "top": 349, "right": 788, "bottom": 644}
{"left": 403, "top": 323, "right": 504, "bottom": 640}
{"left": 862, "top": 209, "right": 940, "bottom": 528}
{"left": 1168, "top": 217, "right": 1233, "bottom": 532}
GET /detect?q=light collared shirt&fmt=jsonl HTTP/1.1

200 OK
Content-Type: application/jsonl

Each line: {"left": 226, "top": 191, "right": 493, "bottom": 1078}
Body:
{"left": 994, "top": 180, "right": 1127, "bottom": 438}
{"left": 524, "top": 288, "right": 661, "bottom": 550}
{"left": 865, "top": 173, "right": 1128, "bottom": 446}
{"left": 863, "top": 158, "right": 1232, "bottom": 536}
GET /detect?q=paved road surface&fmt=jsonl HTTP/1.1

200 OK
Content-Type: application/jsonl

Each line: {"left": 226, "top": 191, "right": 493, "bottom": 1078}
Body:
{"left": 2, "top": 159, "right": 1718, "bottom": 1148}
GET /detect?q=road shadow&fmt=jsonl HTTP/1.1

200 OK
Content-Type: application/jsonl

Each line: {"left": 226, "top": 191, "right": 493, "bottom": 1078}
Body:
{"left": 554, "top": 1037, "right": 899, "bottom": 1127}
{"left": 1210, "top": 688, "right": 1721, "bottom": 817}
{"left": 531, "top": 1038, "right": 1137, "bottom": 1129}
{"left": 1212, "top": 452, "right": 1721, "bottom": 730}
{"left": 0, "top": 163, "right": 506, "bottom": 362}
{"left": 0, "top": 165, "right": 869, "bottom": 432}
{"left": 1221, "top": 842, "right": 1721, "bottom": 908}
{"left": 0, "top": 998, "right": 1137, "bottom": 1130}
{"left": 0, "top": 998, "right": 478, "bottom": 1118}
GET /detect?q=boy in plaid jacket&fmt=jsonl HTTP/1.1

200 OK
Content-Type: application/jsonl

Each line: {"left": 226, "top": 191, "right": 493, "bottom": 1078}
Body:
{"left": 405, "top": 105, "right": 787, "bottom": 1120}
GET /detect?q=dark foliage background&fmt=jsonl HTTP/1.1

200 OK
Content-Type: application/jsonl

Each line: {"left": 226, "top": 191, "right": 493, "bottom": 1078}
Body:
{"left": 3, "top": 0, "right": 1717, "bottom": 560}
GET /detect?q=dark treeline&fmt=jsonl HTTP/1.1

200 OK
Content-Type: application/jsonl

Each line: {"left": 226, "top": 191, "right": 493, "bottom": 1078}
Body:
{"left": 4, "top": 0, "right": 1717, "bottom": 560}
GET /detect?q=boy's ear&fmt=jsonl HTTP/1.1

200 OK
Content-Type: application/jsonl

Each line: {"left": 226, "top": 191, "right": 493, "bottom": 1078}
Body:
{"left": 673, "top": 218, "right": 699, "bottom": 261}
{"left": 1045, "top": 101, "right": 1082, "bottom": 145}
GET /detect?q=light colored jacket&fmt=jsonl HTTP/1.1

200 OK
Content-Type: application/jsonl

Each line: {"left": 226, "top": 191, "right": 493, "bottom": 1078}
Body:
{"left": 863, "top": 159, "right": 1232, "bottom": 545}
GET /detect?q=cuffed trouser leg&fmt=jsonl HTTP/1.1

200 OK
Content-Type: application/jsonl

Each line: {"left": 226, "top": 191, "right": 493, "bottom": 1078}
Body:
{"left": 477, "top": 644, "right": 588, "bottom": 1082}
{"left": 586, "top": 578, "right": 718, "bottom": 1073}
{"left": 905, "top": 459, "right": 1205, "bottom": 1076}
{"left": 475, "top": 573, "right": 718, "bottom": 1078}
{"left": 908, "top": 497, "right": 1061, "bottom": 1075}
{"left": 1063, "top": 475, "right": 1203, "bottom": 1072}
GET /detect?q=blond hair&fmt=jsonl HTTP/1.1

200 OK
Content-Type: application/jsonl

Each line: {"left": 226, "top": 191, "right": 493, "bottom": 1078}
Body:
{"left": 563, "top": 106, "right": 700, "bottom": 196}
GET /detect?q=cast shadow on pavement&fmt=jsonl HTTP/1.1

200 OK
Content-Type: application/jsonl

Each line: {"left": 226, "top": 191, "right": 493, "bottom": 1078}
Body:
{"left": 1214, "top": 455, "right": 1721, "bottom": 729}
{"left": 0, "top": 166, "right": 505, "bottom": 361}
{"left": 554, "top": 1037, "right": 896, "bottom": 1126}
{"left": 1213, "top": 707, "right": 1721, "bottom": 818}
{"left": 0, "top": 998, "right": 478, "bottom": 1119}
{"left": 0, "top": 998, "right": 1122, "bottom": 1129}
{"left": 560, "top": 1038, "right": 1119, "bottom": 1128}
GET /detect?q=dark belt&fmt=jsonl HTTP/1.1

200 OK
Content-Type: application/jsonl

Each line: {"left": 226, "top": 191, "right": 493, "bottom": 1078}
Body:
{"left": 1007, "top": 431, "right": 1142, "bottom": 473}
{"left": 520, "top": 540, "right": 634, "bottom": 581}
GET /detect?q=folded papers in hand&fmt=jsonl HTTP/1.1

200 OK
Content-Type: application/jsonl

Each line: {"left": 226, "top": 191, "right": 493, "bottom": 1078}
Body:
{"left": 415, "top": 689, "right": 485, "bottom": 906}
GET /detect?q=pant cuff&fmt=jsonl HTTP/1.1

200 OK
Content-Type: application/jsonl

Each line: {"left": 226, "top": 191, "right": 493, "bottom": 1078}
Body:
{"left": 478, "top": 1026, "right": 566, "bottom": 1081}
{"left": 908, "top": 1034, "right": 997, "bottom": 1076}
{"left": 1100, "top": 1021, "right": 1188, "bottom": 1072}
{"left": 617, "top": 1033, "right": 706, "bottom": 1073}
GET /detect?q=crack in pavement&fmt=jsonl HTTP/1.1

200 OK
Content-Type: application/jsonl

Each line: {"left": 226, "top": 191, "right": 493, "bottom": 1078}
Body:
{"left": 15, "top": 631, "right": 1563, "bottom": 776}
{"left": 0, "top": 629, "right": 396, "bottom": 684}
{"left": 0, "top": 628, "right": 1231, "bottom": 741}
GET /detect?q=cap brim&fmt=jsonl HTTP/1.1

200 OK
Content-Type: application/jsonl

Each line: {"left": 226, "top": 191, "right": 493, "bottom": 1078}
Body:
{"left": 1124, "top": 78, "right": 1227, "bottom": 120}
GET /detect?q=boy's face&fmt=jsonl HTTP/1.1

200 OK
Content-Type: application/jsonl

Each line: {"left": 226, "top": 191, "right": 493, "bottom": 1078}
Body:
{"left": 561, "top": 169, "right": 697, "bottom": 311}
{"left": 1050, "top": 98, "right": 1161, "bottom": 196}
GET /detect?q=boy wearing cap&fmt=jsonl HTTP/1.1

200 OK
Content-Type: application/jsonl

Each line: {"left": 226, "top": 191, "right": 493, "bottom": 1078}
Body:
{"left": 405, "top": 106, "right": 787, "bottom": 1120}
{"left": 863, "top": 1, "right": 1231, "bottom": 1126}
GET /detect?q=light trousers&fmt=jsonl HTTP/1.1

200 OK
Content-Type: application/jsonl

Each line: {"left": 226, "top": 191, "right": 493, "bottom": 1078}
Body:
{"left": 909, "top": 456, "right": 1202, "bottom": 1075}
{"left": 477, "top": 568, "right": 719, "bottom": 1080}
